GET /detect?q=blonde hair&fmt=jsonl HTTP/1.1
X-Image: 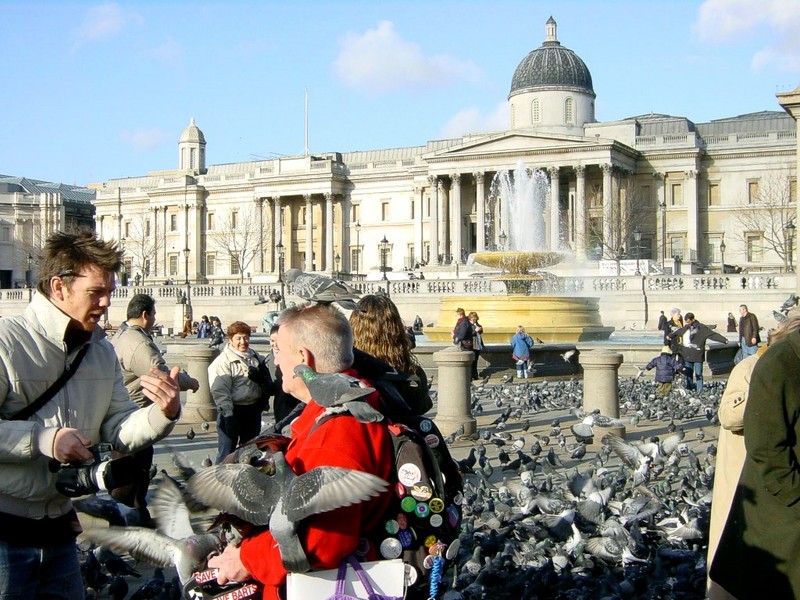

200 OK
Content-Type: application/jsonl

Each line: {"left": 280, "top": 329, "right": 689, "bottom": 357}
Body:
{"left": 468, "top": 311, "right": 480, "bottom": 321}
{"left": 350, "top": 295, "right": 419, "bottom": 374}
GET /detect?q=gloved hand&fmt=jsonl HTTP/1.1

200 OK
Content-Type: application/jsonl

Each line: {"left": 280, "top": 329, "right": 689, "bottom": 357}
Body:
{"left": 219, "top": 415, "right": 239, "bottom": 438}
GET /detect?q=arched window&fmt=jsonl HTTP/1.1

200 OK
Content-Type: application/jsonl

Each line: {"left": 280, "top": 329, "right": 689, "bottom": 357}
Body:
{"left": 565, "top": 98, "right": 574, "bottom": 124}
{"left": 532, "top": 99, "right": 540, "bottom": 124}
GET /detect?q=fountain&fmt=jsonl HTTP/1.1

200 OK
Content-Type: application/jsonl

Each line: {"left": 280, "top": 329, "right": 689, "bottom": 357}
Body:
{"left": 427, "top": 162, "right": 613, "bottom": 343}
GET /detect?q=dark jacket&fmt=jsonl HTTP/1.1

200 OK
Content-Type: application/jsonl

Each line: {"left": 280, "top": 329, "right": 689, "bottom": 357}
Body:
{"left": 739, "top": 312, "right": 761, "bottom": 345}
{"left": 669, "top": 321, "right": 727, "bottom": 362}
{"left": 453, "top": 317, "right": 472, "bottom": 349}
{"left": 657, "top": 314, "right": 669, "bottom": 333}
{"left": 711, "top": 331, "right": 800, "bottom": 598}
{"left": 645, "top": 352, "right": 684, "bottom": 383}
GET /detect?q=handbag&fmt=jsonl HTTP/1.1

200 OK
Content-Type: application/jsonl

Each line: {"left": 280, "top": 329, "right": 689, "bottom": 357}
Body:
{"left": 286, "top": 555, "right": 405, "bottom": 600}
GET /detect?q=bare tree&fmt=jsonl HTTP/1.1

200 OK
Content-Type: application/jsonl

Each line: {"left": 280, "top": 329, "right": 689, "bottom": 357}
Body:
{"left": 122, "top": 215, "right": 162, "bottom": 285}
{"left": 586, "top": 176, "right": 651, "bottom": 274}
{"left": 733, "top": 173, "right": 795, "bottom": 270}
{"left": 208, "top": 203, "right": 267, "bottom": 283}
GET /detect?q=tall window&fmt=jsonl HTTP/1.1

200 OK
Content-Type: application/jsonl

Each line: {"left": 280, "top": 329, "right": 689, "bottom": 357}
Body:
{"left": 169, "top": 254, "right": 178, "bottom": 276}
{"left": 426, "top": 196, "right": 431, "bottom": 217}
{"left": 531, "top": 99, "right": 540, "bottom": 124}
{"left": 708, "top": 182, "right": 720, "bottom": 207}
{"left": 423, "top": 241, "right": 430, "bottom": 263}
{"left": 124, "top": 221, "right": 130, "bottom": 238}
{"left": 791, "top": 178, "right": 797, "bottom": 201}
{"left": 1, "top": 227, "right": 9, "bottom": 242}
{"left": 381, "top": 201, "right": 390, "bottom": 221}
{"left": 190, "top": 148, "right": 197, "bottom": 169}
{"left": 205, "top": 253, "right": 216, "bottom": 276}
{"left": 351, "top": 204, "right": 361, "bottom": 223}
{"left": 207, "top": 212, "right": 215, "bottom": 230}
{"left": 746, "top": 234, "right": 762, "bottom": 262}
{"left": 231, "top": 211, "right": 238, "bottom": 229}
{"left": 670, "top": 183, "right": 683, "bottom": 206}
{"left": 410, "top": 199, "right": 415, "bottom": 220}
{"left": 564, "top": 97, "right": 574, "bottom": 124}
{"left": 748, "top": 180, "right": 760, "bottom": 204}
{"left": 351, "top": 248, "right": 361, "bottom": 274}
{"left": 707, "top": 237, "right": 723, "bottom": 263}
{"left": 407, "top": 244, "right": 415, "bottom": 269}
{"left": 670, "top": 236, "right": 685, "bottom": 261}
{"left": 145, "top": 220, "right": 151, "bottom": 236}
{"left": 640, "top": 185, "right": 652, "bottom": 207}
{"left": 170, "top": 214, "right": 178, "bottom": 231}
{"left": 143, "top": 258, "right": 151, "bottom": 276}
{"left": 231, "top": 253, "right": 241, "bottom": 275}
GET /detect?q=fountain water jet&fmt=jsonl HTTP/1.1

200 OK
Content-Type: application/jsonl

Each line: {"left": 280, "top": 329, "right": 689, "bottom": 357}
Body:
{"left": 426, "top": 161, "right": 613, "bottom": 343}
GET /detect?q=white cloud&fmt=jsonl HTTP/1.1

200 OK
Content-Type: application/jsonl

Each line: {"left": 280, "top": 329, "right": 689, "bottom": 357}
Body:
{"left": 439, "top": 102, "right": 509, "bottom": 139}
{"left": 334, "top": 20, "right": 482, "bottom": 93}
{"left": 72, "top": 3, "right": 143, "bottom": 49}
{"left": 147, "top": 35, "right": 185, "bottom": 67}
{"left": 694, "top": 0, "right": 800, "bottom": 71}
{"left": 120, "top": 127, "right": 168, "bottom": 151}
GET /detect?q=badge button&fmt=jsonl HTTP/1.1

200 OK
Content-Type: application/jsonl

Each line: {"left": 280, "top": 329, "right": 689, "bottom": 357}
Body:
{"left": 398, "top": 529, "right": 414, "bottom": 548}
{"left": 400, "top": 496, "right": 418, "bottom": 513}
{"left": 429, "top": 498, "right": 445, "bottom": 513}
{"left": 410, "top": 483, "right": 433, "bottom": 501}
{"left": 380, "top": 537, "right": 403, "bottom": 559}
{"left": 415, "top": 502, "right": 430, "bottom": 518}
{"left": 385, "top": 519, "right": 400, "bottom": 535}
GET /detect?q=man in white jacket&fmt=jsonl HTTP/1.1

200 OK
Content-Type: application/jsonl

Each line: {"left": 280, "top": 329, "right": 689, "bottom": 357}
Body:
{"left": 0, "top": 231, "right": 181, "bottom": 599}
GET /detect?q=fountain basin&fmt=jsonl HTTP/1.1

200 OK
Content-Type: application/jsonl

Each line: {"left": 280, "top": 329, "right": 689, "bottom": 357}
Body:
{"left": 427, "top": 296, "right": 614, "bottom": 343}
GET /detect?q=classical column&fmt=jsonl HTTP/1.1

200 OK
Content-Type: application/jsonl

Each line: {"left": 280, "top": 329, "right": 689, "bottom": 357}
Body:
{"left": 272, "top": 196, "right": 282, "bottom": 275}
{"left": 324, "top": 193, "right": 334, "bottom": 273}
{"left": 653, "top": 172, "right": 666, "bottom": 268}
{"left": 439, "top": 179, "right": 448, "bottom": 263}
{"left": 575, "top": 165, "right": 586, "bottom": 258}
{"left": 549, "top": 166, "right": 561, "bottom": 250}
{"left": 304, "top": 194, "right": 314, "bottom": 271}
{"left": 414, "top": 185, "right": 423, "bottom": 264}
{"left": 432, "top": 347, "right": 476, "bottom": 436}
{"left": 580, "top": 350, "right": 625, "bottom": 438}
{"left": 428, "top": 175, "right": 439, "bottom": 264}
{"left": 685, "top": 170, "right": 698, "bottom": 260}
{"left": 181, "top": 345, "right": 218, "bottom": 423}
{"left": 256, "top": 197, "right": 265, "bottom": 273}
{"left": 602, "top": 163, "right": 613, "bottom": 253}
{"left": 450, "top": 173, "right": 462, "bottom": 263}
{"left": 475, "top": 171, "right": 486, "bottom": 252}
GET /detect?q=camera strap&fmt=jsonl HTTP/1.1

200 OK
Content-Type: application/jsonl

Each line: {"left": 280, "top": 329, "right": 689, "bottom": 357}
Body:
{"left": 10, "top": 344, "right": 90, "bottom": 421}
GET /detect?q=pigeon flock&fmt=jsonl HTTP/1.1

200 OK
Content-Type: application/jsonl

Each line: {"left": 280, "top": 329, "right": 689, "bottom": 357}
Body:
{"left": 76, "top": 374, "right": 728, "bottom": 600}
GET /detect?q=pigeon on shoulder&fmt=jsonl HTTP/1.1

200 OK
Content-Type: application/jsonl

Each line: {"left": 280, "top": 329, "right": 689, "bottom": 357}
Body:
{"left": 284, "top": 269, "right": 361, "bottom": 310}
{"left": 185, "top": 451, "right": 388, "bottom": 573}
{"left": 293, "top": 364, "right": 384, "bottom": 426}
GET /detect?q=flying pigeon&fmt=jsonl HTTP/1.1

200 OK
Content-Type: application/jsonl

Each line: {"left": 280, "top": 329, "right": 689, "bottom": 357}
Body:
{"left": 81, "top": 477, "right": 222, "bottom": 585}
{"left": 560, "top": 350, "right": 576, "bottom": 362}
{"left": 185, "top": 451, "right": 389, "bottom": 572}
{"left": 293, "top": 364, "right": 383, "bottom": 426}
{"left": 284, "top": 269, "right": 361, "bottom": 310}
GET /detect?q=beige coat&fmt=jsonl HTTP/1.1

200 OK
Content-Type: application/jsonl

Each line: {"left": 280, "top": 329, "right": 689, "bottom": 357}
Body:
{"left": 707, "top": 352, "right": 761, "bottom": 600}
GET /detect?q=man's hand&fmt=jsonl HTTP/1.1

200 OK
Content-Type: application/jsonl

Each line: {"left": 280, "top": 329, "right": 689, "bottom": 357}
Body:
{"left": 140, "top": 366, "right": 181, "bottom": 419}
{"left": 208, "top": 544, "right": 251, "bottom": 585}
{"left": 52, "top": 428, "right": 93, "bottom": 463}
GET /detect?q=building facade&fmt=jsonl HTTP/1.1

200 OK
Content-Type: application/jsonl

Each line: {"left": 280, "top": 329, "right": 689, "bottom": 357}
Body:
{"left": 94, "top": 18, "right": 797, "bottom": 284}
{"left": 0, "top": 175, "right": 96, "bottom": 288}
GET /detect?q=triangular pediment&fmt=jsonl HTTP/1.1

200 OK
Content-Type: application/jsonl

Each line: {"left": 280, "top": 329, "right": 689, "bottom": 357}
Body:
{"left": 424, "top": 130, "right": 603, "bottom": 160}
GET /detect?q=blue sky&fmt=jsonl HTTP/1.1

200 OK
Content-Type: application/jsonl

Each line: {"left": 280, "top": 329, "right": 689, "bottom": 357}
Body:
{"left": 2, "top": 0, "right": 800, "bottom": 187}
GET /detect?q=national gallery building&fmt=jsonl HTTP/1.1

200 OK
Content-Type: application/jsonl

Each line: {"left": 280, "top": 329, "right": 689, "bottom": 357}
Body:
{"left": 94, "top": 18, "right": 798, "bottom": 284}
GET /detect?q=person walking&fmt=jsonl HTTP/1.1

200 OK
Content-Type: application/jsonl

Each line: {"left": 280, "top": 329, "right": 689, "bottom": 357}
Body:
{"left": 111, "top": 293, "right": 199, "bottom": 524}
{"left": 645, "top": 345, "right": 684, "bottom": 397}
{"left": 468, "top": 311, "right": 484, "bottom": 381}
{"left": 0, "top": 231, "right": 180, "bottom": 599}
{"left": 667, "top": 312, "right": 727, "bottom": 391}
{"left": 208, "top": 321, "right": 271, "bottom": 464}
{"left": 657, "top": 310, "right": 668, "bottom": 334}
{"left": 726, "top": 312, "right": 737, "bottom": 333}
{"left": 511, "top": 325, "right": 534, "bottom": 379}
{"left": 738, "top": 304, "right": 761, "bottom": 358}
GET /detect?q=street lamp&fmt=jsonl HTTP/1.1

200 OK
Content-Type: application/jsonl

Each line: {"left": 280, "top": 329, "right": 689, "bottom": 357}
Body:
{"left": 334, "top": 253, "right": 341, "bottom": 279}
{"left": 720, "top": 237, "right": 726, "bottom": 274}
{"left": 499, "top": 230, "right": 508, "bottom": 251}
{"left": 182, "top": 247, "right": 192, "bottom": 319}
{"left": 379, "top": 235, "right": 390, "bottom": 281}
{"left": 25, "top": 253, "right": 32, "bottom": 288}
{"left": 660, "top": 199, "right": 667, "bottom": 271}
{"left": 786, "top": 221, "right": 796, "bottom": 273}
{"left": 276, "top": 241, "right": 286, "bottom": 308}
{"left": 633, "top": 226, "right": 642, "bottom": 275}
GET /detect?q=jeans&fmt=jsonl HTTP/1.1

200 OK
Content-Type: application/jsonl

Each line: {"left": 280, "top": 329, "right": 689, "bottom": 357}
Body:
{"left": 0, "top": 540, "right": 83, "bottom": 599}
{"left": 741, "top": 340, "right": 759, "bottom": 358}
{"left": 684, "top": 361, "right": 704, "bottom": 392}
{"left": 516, "top": 359, "right": 529, "bottom": 379}
{"left": 216, "top": 402, "right": 264, "bottom": 464}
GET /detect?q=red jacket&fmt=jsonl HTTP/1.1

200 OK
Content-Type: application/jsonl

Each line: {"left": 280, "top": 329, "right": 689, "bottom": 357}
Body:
{"left": 239, "top": 370, "right": 395, "bottom": 600}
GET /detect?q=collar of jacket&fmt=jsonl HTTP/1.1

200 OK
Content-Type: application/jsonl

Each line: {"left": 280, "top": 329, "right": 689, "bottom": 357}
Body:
{"left": 123, "top": 323, "right": 153, "bottom": 340}
{"left": 23, "top": 292, "right": 107, "bottom": 349}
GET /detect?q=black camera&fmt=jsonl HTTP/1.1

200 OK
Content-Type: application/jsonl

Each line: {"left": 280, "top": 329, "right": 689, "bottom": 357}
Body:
{"left": 49, "top": 443, "right": 138, "bottom": 498}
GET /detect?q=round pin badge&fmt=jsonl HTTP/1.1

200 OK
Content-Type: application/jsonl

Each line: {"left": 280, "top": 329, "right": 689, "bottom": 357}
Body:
{"left": 415, "top": 502, "right": 430, "bottom": 518}
{"left": 423, "top": 535, "right": 437, "bottom": 548}
{"left": 394, "top": 482, "right": 406, "bottom": 498}
{"left": 445, "top": 538, "right": 460, "bottom": 560}
{"left": 429, "top": 498, "right": 445, "bottom": 513}
{"left": 429, "top": 541, "right": 447, "bottom": 556}
{"left": 404, "top": 565, "right": 419, "bottom": 586}
{"left": 397, "top": 463, "right": 421, "bottom": 487}
{"left": 396, "top": 513, "right": 408, "bottom": 529}
{"left": 424, "top": 433, "right": 440, "bottom": 448}
{"left": 398, "top": 529, "right": 413, "bottom": 548}
{"left": 400, "top": 496, "right": 417, "bottom": 513}
{"left": 429, "top": 514, "right": 443, "bottom": 528}
{"left": 422, "top": 555, "right": 435, "bottom": 569}
{"left": 447, "top": 505, "right": 460, "bottom": 527}
{"left": 419, "top": 419, "right": 433, "bottom": 433}
{"left": 380, "top": 537, "right": 403, "bottom": 559}
{"left": 385, "top": 519, "right": 400, "bottom": 535}
{"left": 410, "top": 483, "right": 433, "bottom": 501}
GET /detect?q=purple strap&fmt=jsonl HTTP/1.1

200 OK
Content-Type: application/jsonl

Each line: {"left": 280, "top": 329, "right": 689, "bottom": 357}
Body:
{"left": 331, "top": 555, "right": 396, "bottom": 600}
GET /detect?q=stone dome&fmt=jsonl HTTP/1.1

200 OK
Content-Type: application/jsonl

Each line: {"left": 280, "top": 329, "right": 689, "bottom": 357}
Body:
{"left": 509, "top": 17, "right": 594, "bottom": 98}
{"left": 180, "top": 118, "right": 206, "bottom": 144}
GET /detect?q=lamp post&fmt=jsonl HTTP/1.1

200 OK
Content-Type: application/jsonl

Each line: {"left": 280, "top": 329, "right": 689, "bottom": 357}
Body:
{"left": 25, "top": 253, "right": 32, "bottom": 288}
{"left": 334, "top": 253, "right": 340, "bottom": 279}
{"left": 379, "top": 234, "right": 390, "bottom": 297}
{"left": 499, "top": 230, "right": 508, "bottom": 251}
{"left": 786, "top": 221, "right": 796, "bottom": 273}
{"left": 633, "top": 226, "right": 642, "bottom": 275}
{"left": 182, "top": 247, "right": 192, "bottom": 320}
{"left": 720, "top": 237, "right": 726, "bottom": 274}
{"left": 276, "top": 241, "right": 286, "bottom": 308}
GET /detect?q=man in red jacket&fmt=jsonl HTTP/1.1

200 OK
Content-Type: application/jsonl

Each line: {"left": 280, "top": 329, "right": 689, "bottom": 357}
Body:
{"left": 208, "top": 303, "right": 395, "bottom": 600}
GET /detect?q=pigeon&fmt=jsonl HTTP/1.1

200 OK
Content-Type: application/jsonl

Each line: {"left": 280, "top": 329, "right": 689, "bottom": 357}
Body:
{"left": 200, "top": 421, "right": 210, "bottom": 431}
{"left": 81, "top": 477, "right": 222, "bottom": 584}
{"left": 560, "top": 350, "right": 576, "bottom": 362}
{"left": 186, "top": 451, "right": 389, "bottom": 572}
{"left": 284, "top": 269, "right": 361, "bottom": 310}
{"left": 186, "top": 426, "right": 195, "bottom": 440}
{"left": 293, "top": 364, "right": 383, "bottom": 426}
{"left": 254, "top": 293, "right": 269, "bottom": 305}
